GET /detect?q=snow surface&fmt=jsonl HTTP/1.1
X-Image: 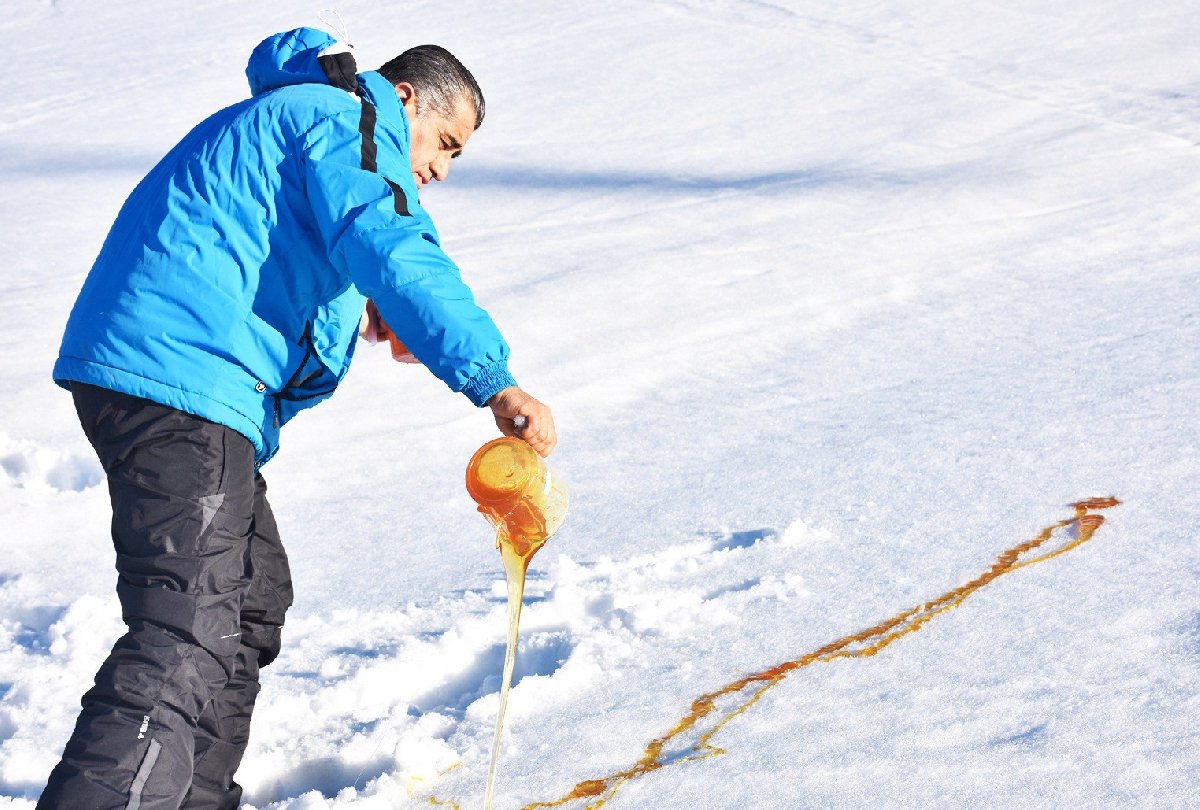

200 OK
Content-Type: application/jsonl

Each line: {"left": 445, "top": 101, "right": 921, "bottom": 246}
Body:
{"left": 2, "top": 1, "right": 1199, "bottom": 807}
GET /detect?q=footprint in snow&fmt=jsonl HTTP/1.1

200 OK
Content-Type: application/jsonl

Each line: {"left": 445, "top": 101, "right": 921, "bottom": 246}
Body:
{"left": 411, "top": 631, "right": 576, "bottom": 718}
{"left": 0, "top": 434, "right": 103, "bottom": 492}
{"left": 705, "top": 527, "right": 777, "bottom": 552}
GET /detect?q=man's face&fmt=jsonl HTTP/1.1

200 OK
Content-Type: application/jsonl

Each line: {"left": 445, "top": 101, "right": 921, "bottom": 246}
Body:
{"left": 396, "top": 83, "right": 476, "bottom": 189}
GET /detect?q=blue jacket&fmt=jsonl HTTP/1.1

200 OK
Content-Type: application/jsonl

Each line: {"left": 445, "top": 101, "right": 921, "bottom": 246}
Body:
{"left": 53, "top": 28, "right": 516, "bottom": 465}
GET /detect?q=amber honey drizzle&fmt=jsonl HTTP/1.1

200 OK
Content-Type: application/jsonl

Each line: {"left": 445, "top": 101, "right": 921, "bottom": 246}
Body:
{"left": 484, "top": 535, "right": 538, "bottom": 809}
{"left": 520, "top": 498, "right": 1120, "bottom": 810}
{"left": 425, "top": 536, "right": 536, "bottom": 810}
{"left": 463, "top": 436, "right": 566, "bottom": 809}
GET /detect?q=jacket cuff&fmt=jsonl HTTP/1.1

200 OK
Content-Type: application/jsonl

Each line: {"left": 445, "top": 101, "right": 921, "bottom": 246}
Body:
{"left": 462, "top": 360, "right": 517, "bottom": 407}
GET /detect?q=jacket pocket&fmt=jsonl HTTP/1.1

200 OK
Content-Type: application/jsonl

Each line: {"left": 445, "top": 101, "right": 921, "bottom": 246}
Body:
{"left": 274, "top": 322, "right": 341, "bottom": 426}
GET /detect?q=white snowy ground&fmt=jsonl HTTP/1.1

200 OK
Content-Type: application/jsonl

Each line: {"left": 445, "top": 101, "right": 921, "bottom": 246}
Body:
{"left": 2, "top": 0, "right": 1198, "bottom": 807}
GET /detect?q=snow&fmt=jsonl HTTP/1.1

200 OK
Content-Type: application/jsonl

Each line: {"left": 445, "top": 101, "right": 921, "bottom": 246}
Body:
{"left": 2, "top": 1, "right": 1198, "bottom": 807}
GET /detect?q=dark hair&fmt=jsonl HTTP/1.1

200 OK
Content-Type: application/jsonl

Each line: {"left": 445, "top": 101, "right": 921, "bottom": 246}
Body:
{"left": 378, "top": 45, "right": 485, "bottom": 130}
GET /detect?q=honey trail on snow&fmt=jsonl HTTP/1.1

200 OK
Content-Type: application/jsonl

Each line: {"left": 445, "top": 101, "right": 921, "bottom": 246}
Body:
{"left": 517, "top": 497, "right": 1120, "bottom": 809}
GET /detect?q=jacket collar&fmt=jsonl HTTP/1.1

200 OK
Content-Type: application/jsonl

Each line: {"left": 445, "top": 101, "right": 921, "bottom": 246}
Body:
{"left": 357, "top": 70, "right": 410, "bottom": 146}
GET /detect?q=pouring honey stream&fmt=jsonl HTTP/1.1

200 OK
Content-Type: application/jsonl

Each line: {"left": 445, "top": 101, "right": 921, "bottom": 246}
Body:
{"left": 520, "top": 496, "right": 1120, "bottom": 809}
{"left": 466, "top": 436, "right": 569, "bottom": 810}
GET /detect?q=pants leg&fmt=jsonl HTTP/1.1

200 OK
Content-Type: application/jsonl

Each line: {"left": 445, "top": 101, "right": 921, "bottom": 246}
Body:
{"left": 39, "top": 385, "right": 259, "bottom": 810}
{"left": 183, "top": 474, "right": 293, "bottom": 809}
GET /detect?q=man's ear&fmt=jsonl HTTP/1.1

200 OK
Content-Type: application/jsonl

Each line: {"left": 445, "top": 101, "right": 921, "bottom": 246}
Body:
{"left": 393, "top": 81, "right": 417, "bottom": 113}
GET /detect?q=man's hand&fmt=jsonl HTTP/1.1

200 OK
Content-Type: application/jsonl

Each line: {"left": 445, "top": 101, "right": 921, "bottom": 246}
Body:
{"left": 488, "top": 386, "right": 557, "bottom": 456}
{"left": 361, "top": 300, "right": 420, "bottom": 363}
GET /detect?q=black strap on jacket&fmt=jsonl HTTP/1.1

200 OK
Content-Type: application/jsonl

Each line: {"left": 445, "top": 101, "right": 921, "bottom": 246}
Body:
{"left": 317, "top": 50, "right": 359, "bottom": 94}
{"left": 319, "top": 46, "right": 411, "bottom": 216}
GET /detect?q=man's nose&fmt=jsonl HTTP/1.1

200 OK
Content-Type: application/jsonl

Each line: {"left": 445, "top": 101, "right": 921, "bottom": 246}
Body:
{"left": 431, "top": 155, "right": 452, "bottom": 182}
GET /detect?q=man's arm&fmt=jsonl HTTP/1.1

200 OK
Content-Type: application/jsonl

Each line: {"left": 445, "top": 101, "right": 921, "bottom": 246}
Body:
{"left": 298, "top": 109, "right": 557, "bottom": 454}
{"left": 300, "top": 111, "right": 510, "bottom": 400}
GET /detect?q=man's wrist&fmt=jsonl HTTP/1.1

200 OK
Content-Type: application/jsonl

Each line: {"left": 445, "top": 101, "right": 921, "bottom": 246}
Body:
{"left": 486, "top": 384, "right": 519, "bottom": 407}
{"left": 462, "top": 360, "right": 517, "bottom": 407}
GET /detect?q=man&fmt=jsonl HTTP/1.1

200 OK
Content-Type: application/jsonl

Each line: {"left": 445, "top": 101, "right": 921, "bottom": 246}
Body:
{"left": 39, "top": 26, "right": 555, "bottom": 809}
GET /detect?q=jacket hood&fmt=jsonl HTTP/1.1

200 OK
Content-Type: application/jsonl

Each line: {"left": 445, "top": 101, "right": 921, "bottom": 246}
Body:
{"left": 246, "top": 27, "right": 358, "bottom": 97}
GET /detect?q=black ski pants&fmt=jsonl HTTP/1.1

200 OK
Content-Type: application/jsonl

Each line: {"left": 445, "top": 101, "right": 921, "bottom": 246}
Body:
{"left": 38, "top": 384, "right": 294, "bottom": 809}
